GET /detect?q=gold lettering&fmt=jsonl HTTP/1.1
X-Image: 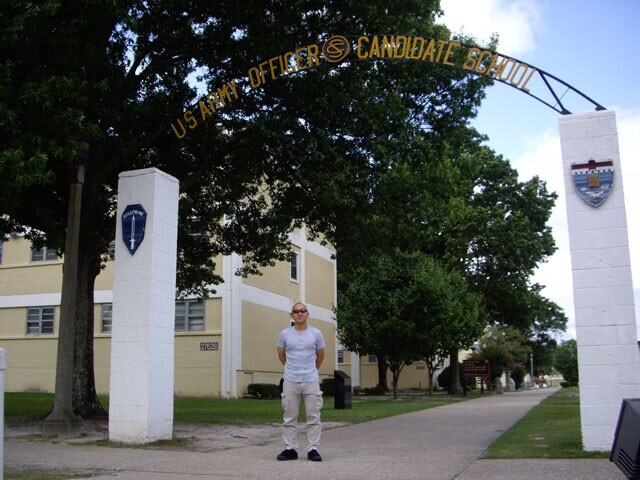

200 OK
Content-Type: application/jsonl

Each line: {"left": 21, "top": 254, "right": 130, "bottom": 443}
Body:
{"left": 357, "top": 36, "right": 369, "bottom": 59}
{"left": 463, "top": 47, "right": 480, "bottom": 70}
{"left": 370, "top": 35, "right": 381, "bottom": 58}
{"left": 508, "top": 63, "right": 529, "bottom": 86}
{"left": 435, "top": 40, "right": 448, "bottom": 63}
{"left": 394, "top": 36, "right": 408, "bottom": 58}
{"left": 199, "top": 100, "right": 213, "bottom": 120}
{"left": 486, "top": 53, "right": 505, "bottom": 78}
{"left": 409, "top": 37, "right": 425, "bottom": 60}
{"left": 248, "top": 67, "right": 262, "bottom": 88}
{"left": 519, "top": 67, "right": 537, "bottom": 92}
{"left": 217, "top": 84, "right": 232, "bottom": 105}
{"left": 443, "top": 41, "right": 460, "bottom": 66}
{"left": 422, "top": 38, "right": 436, "bottom": 61}
{"left": 474, "top": 50, "right": 492, "bottom": 74}
{"left": 207, "top": 91, "right": 221, "bottom": 110}
{"left": 381, "top": 35, "right": 394, "bottom": 58}
{"left": 170, "top": 119, "right": 186, "bottom": 139}
{"left": 269, "top": 56, "right": 280, "bottom": 80}
{"left": 258, "top": 60, "right": 269, "bottom": 83}
{"left": 295, "top": 47, "right": 307, "bottom": 70}
{"left": 228, "top": 80, "right": 238, "bottom": 98}
{"left": 184, "top": 110, "right": 197, "bottom": 130}
{"left": 307, "top": 44, "right": 320, "bottom": 68}
{"left": 498, "top": 58, "right": 516, "bottom": 81}
{"left": 284, "top": 52, "right": 295, "bottom": 73}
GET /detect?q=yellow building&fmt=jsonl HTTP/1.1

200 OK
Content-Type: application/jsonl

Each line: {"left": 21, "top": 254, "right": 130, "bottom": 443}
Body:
{"left": 0, "top": 227, "right": 337, "bottom": 398}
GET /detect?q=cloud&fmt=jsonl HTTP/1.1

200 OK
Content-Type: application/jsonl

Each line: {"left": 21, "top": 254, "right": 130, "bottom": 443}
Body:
{"left": 440, "top": 0, "right": 540, "bottom": 56}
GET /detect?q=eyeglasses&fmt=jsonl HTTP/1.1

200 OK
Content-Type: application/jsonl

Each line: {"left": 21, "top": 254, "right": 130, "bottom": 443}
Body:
{"left": 291, "top": 309, "right": 308, "bottom": 314}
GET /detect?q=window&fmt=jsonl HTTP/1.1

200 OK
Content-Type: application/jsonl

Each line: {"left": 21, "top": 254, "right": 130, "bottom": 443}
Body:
{"left": 27, "top": 307, "right": 55, "bottom": 335}
{"left": 290, "top": 251, "right": 299, "bottom": 282}
{"left": 31, "top": 247, "right": 59, "bottom": 262}
{"left": 175, "top": 300, "right": 205, "bottom": 331}
{"left": 338, "top": 349, "right": 344, "bottom": 363}
{"left": 101, "top": 304, "right": 112, "bottom": 332}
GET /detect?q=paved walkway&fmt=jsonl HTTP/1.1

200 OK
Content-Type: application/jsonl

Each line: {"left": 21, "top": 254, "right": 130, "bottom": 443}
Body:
{"left": 5, "top": 387, "right": 625, "bottom": 479}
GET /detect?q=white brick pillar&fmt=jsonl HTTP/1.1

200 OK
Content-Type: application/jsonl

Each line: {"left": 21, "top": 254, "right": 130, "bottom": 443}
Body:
{"left": 559, "top": 110, "right": 640, "bottom": 451}
{"left": 109, "top": 168, "right": 179, "bottom": 443}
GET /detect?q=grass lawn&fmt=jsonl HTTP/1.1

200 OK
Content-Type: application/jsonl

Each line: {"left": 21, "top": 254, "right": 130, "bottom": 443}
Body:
{"left": 484, "top": 387, "right": 610, "bottom": 459}
{"left": 4, "top": 390, "right": 472, "bottom": 426}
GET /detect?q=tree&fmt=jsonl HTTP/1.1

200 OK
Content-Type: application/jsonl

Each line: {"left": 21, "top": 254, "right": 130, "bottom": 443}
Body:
{"left": 2, "top": 0, "right": 495, "bottom": 420}
{"left": 554, "top": 339, "right": 579, "bottom": 386}
{"left": 338, "top": 250, "right": 481, "bottom": 399}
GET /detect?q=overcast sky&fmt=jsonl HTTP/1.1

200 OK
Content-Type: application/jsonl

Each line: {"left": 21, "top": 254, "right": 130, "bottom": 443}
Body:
{"left": 439, "top": 0, "right": 640, "bottom": 340}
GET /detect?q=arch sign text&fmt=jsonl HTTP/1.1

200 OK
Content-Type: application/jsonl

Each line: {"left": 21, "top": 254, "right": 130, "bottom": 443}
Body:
{"left": 171, "top": 34, "right": 603, "bottom": 140}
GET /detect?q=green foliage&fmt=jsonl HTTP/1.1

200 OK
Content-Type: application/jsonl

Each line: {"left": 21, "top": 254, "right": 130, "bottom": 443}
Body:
{"left": 321, "top": 378, "right": 335, "bottom": 397}
{"left": 337, "top": 250, "right": 483, "bottom": 398}
{"left": 469, "top": 344, "right": 512, "bottom": 384}
{"left": 247, "top": 383, "right": 281, "bottom": 400}
{"left": 554, "top": 339, "right": 579, "bottom": 386}
{"left": 437, "top": 363, "right": 474, "bottom": 390}
{"left": 510, "top": 366, "right": 526, "bottom": 389}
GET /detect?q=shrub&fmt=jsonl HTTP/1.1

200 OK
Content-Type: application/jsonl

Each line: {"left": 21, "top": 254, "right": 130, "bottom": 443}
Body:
{"left": 437, "top": 363, "right": 474, "bottom": 390}
{"left": 321, "top": 378, "right": 335, "bottom": 396}
{"left": 560, "top": 381, "right": 571, "bottom": 388}
{"left": 554, "top": 339, "right": 579, "bottom": 386}
{"left": 511, "top": 366, "right": 526, "bottom": 389}
{"left": 362, "top": 385, "right": 387, "bottom": 395}
{"left": 247, "top": 383, "right": 281, "bottom": 399}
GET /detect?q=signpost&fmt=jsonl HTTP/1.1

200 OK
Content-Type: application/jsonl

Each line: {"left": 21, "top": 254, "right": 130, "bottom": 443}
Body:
{"left": 463, "top": 359, "right": 491, "bottom": 394}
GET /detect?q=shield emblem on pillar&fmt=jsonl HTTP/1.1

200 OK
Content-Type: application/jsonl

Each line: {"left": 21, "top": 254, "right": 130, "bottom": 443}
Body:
{"left": 121, "top": 204, "right": 147, "bottom": 255}
{"left": 571, "top": 159, "right": 614, "bottom": 208}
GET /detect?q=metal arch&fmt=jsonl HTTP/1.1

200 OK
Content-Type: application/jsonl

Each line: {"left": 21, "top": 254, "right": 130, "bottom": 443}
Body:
{"left": 476, "top": 48, "right": 607, "bottom": 115}
{"left": 344, "top": 35, "right": 606, "bottom": 116}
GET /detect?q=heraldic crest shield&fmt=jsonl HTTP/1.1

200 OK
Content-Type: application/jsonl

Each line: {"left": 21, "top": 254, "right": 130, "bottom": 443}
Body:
{"left": 571, "top": 159, "right": 614, "bottom": 208}
{"left": 121, "top": 204, "right": 147, "bottom": 255}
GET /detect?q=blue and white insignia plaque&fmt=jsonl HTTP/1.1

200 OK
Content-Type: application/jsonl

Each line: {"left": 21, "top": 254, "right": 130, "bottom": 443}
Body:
{"left": 121, "top": 204, "right": 147, "bottom": 255}
{"left": 571, "top": 159, "right": 614, "bottom": 208}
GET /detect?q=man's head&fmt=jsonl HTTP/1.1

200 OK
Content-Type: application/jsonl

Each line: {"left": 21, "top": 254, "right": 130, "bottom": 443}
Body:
{"left": 290, "top": 303, "right": 309, "bottom": 326}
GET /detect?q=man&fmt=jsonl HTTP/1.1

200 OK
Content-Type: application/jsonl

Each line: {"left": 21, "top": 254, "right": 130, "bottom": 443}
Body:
{"left": 276, "top": 302, "right": 326, "bottom": 462}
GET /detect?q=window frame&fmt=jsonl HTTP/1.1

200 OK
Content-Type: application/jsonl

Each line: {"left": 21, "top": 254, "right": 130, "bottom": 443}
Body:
{"left": 27, "top": 306, "right": 55, "bottom": 335}
{"left": 175, "top": 299, "right": 205, "bottom": 332}
{"left": 289, "top": 251, "right": 299, "bottom": 282}
{"left": 31, "top": 246, "right": 59, "bottom": 262}
{"left": 101, "top": 303, "right": 112, "bottom": 333}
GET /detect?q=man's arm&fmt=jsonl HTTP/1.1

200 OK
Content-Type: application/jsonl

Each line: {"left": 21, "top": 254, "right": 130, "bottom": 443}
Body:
{"left": 315, "top": 348, "right": 325, "bottom": 369}
{"left": 277, "top": 347, "right": 286, "bottom": 366}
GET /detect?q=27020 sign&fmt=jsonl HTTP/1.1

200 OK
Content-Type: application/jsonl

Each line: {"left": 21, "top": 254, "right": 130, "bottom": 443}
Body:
{"left": 200, "top": 342, "right": 219, "bottom": 351}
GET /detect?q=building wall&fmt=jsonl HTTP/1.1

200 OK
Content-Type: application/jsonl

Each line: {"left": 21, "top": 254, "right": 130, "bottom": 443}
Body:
{"left": 0, "top": 229, "right": 336, "bottom": 397}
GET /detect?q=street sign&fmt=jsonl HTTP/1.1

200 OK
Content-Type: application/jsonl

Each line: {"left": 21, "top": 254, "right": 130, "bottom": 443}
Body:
{"left": 463, "top": 359, "right": 491, "bottom": 379}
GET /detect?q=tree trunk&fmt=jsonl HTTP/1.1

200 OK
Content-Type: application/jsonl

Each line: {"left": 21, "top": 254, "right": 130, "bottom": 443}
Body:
{"left": 449, "top": 351, "right": 464, "bottom": 395}
{"left": 376, "top": 353, "right": 388, "bottom": 392}
{"left": 73, "top": 249, "right": 107, "bottom": 420}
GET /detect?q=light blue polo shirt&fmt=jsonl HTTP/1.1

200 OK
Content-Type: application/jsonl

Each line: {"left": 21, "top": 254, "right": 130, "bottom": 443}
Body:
{"left": 277, "top": 325, "right": 325, "bottom": 383}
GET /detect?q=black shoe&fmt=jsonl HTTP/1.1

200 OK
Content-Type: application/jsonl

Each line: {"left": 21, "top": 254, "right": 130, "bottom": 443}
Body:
{"left": 307, "top": 449, "right": 322, "bottom": 461}
{"left": 277, "top": 449, "right": 298, "bottom": 461}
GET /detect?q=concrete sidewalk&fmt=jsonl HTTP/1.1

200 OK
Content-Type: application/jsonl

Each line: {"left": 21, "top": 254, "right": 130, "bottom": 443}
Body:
{"left": 5, "top": 387, "right": 625, "bottom": 479}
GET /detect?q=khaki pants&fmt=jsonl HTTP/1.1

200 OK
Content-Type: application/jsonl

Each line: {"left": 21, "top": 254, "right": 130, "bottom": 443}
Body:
{"left": 281, "top": 380, "right": 323, "bottom": 452}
